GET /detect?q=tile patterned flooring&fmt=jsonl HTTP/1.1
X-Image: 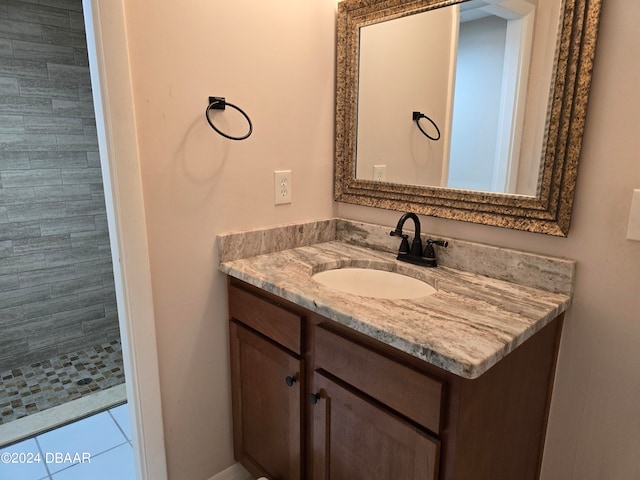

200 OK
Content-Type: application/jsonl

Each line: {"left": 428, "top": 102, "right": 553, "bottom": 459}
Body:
{"left": 0, "top": 340, "right": 125, "bottom": 425}
{"left": 0, "top": 403, "right": 135, "bottom": 479}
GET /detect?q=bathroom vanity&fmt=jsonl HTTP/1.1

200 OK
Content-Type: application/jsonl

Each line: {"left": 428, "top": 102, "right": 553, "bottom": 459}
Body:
{"left": 219, "top": 219, "right": 575, "bottom": 480}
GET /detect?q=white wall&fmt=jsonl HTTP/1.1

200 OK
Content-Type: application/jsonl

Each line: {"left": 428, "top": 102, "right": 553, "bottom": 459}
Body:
{"left": 118, "top": 1, "right": 336, "bottom": 478}
{"left": 517, "top": 0, "right": 563, "bottom": 195}
{"left": 356, "top": 7, "right": 456, "bottom": 186}
{"left": 105, "top": 0, "right": 640, "bottom": 478}
{"left": 339, "top": 1, "right": 640, "bottom": 478}
{"left": 448, "top": 15, "right": 508, "bottom": 191}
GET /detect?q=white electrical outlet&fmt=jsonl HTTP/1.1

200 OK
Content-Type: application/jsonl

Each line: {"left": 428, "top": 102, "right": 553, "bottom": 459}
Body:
{"left": 274, "top": 170, "right": 292, "bottom": 205}
{"left": 373, "top": 165, "right": 386, "bottom": 182}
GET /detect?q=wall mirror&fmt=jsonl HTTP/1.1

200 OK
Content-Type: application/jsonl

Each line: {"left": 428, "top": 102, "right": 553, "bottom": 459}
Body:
{"left": 334, "top": 0, "right": 602, "bottom": 236}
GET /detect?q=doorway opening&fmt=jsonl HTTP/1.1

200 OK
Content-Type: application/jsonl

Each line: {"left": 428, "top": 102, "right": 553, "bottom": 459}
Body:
{"left": 0, "top": 0, "right": 126, "bottom": 444}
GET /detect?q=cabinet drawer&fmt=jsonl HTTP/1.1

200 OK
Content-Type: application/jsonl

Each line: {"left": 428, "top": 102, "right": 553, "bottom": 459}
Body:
{"left": 229, "top": 285, "right": 303, "bottom": 355}
{"left": 314, "top": 325, "right": 444, "bottom": 434}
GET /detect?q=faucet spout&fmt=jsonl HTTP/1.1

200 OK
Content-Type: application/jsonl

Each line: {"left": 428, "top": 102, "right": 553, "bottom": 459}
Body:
{"left": 389, "top": 212, "right": 448, "bottom": 267}
{"left": 391, "top": 213, "right": 422, "bottom": 257}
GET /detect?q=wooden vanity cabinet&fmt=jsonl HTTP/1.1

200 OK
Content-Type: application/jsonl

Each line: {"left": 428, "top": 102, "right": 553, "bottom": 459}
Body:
{"left": 311, "top": 371, "right": 440, "bottom": 480}
{"left": 227, "top": 278, "right": 563, "bottom": 480}
{"left": 228, "top": 285, "right": 305, "bottom": 480}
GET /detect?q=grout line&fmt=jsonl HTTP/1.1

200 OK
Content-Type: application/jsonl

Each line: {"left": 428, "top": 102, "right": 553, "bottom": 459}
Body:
{"left": 107, "top": 406, "right": 130, "bottom": 442}
{"left": 34, "top": 436, "right": 53, "bottom": 480}
{"left": 48, "top": 440, "right": 131, "bottom": 477}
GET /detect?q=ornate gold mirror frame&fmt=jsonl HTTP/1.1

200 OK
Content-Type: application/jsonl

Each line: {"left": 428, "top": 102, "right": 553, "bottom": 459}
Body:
{"left": 335, "top": 0, "right": 602, "bottom": 236}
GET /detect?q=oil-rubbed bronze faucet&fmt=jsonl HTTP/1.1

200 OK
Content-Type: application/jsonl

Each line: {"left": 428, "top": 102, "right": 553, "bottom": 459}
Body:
{"left": 390, "top": 212, "right": 448, "bottom": 267}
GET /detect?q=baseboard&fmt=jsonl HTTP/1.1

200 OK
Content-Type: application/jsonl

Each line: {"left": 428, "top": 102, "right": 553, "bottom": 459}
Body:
{"left": 208, "top": 463, "right": 253, "bottom": 480}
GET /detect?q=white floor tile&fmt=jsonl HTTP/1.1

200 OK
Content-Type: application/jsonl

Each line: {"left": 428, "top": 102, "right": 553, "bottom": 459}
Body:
{"left": 36, "top": 411, "right": 128, "bottom": 474}
{"left": 108, "top": 403, "right": 131, "bottom": 441}
{"left": 51, "top": 443, "right": 135, "bottom": 480}
{"left": 0, "top": 438, "right": 50, "bottom": 480}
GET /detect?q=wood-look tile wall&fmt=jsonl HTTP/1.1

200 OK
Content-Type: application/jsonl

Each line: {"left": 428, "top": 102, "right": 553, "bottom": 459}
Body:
{"left": 0, "top": 0, "right": 119, "bottom": 371}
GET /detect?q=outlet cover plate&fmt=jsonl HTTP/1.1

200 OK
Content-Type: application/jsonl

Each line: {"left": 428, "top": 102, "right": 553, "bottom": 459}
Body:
{"left": 373, "top": 165, "right": 386, "bottom": 182}
{"left": 274, "top": 170, "right": 292, "bottom": 205}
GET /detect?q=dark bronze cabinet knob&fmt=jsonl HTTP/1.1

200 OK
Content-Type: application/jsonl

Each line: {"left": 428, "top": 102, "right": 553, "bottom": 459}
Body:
{"left": 285, "top": 375, "right": 297, "bottom": 387}
{"left": 309, "top": 393, "right": 321, "bottom": 404}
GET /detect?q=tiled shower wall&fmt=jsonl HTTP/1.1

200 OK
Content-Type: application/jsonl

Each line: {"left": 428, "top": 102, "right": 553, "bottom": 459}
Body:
{"left": 0, "top": 0, "right": 119, "bottom": 371}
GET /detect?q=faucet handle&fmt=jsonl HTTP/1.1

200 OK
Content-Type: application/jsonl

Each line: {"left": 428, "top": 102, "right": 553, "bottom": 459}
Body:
{"left": 428, "top": 239, "right": 448, "bottom": 248}
{"left": 423, "top": 239, "right": 448, "bottom": 267}
{"left": 390, "top": 230, "right": 410, "bottom": 254}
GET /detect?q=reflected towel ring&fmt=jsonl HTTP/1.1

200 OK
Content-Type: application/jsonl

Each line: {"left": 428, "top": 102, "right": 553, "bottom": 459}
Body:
{"left": 206, "top": 96, "right": 253, "bottom": 141}
{"left": 412, "top": 111, "right": 441, "bottom": 141}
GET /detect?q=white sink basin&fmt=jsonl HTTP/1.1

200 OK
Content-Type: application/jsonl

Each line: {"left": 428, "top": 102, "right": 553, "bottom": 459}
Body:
{"left": 311, "top": 268, "right": 436, "bottom": 299}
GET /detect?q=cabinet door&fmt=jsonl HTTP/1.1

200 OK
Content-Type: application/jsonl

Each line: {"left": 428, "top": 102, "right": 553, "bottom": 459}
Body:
{"left": 230, "top": 321, "right": 303, "bottom": 480}
{"left": 311, "top": 372, "right": 439, "bottom": 480}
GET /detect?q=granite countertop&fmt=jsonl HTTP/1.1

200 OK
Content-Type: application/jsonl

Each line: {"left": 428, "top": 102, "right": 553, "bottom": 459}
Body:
{"left": 219, "top": 239, "right": 572, "bottom": 379}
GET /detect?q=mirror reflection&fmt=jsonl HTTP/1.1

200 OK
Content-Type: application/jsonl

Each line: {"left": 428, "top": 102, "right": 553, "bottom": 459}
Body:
{"left": 354, "top": 0, "right": 563, "bottom": 196}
